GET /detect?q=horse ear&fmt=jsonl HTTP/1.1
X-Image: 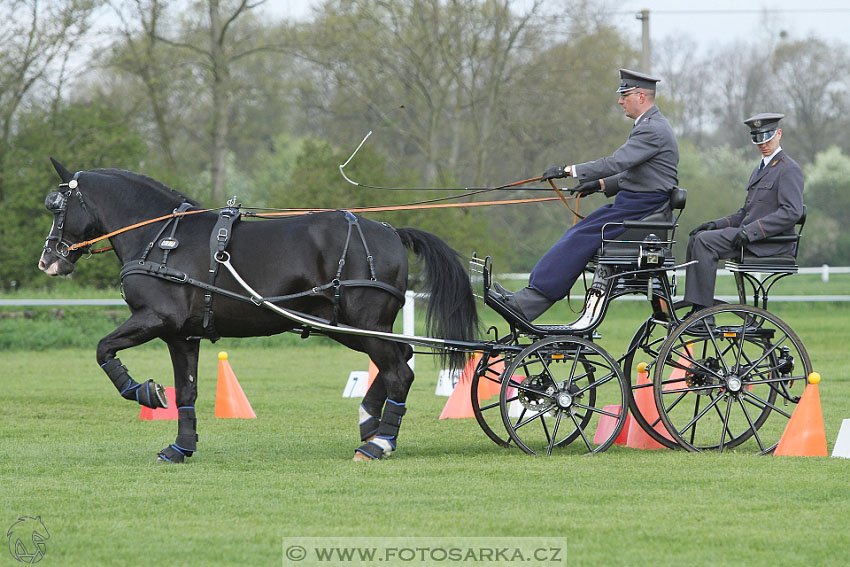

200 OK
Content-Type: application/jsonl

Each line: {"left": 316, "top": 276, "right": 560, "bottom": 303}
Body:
{"left": 50, "top": 157, "right": 73, "bottom": 183}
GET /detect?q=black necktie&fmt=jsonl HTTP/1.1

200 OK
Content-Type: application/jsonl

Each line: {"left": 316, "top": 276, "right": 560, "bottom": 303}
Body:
{"left": 758, "top": 160, "right": 765, "bottom": 171}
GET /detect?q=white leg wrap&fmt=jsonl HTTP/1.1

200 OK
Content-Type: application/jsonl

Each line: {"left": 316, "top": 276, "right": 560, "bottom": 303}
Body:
{"left": 359, "top": 404, "right": 373, "bottom": 424}
{"left": 370, "top": 436, "right": 394, "bottom": 457}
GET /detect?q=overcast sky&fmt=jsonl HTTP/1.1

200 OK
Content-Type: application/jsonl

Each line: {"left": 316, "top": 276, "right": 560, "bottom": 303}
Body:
{"left": 276, "top": 0, "right": 850, "bottom": 54}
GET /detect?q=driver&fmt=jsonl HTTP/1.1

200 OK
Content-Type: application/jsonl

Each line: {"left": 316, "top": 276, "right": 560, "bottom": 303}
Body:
{"left": 490, "top": 68, "right": 679, "bottom": 321}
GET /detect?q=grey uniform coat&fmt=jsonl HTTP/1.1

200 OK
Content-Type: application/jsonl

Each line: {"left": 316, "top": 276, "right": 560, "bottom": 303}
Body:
{"left": 528, "top": 105, "right": 679, "bottom": 301}
{"left": 575, "top": 105, "right": 679, "bottom": 195}
{"left": 684, "top": 150, "right": 805, "bottom": 307}
{"left": 711, "top": 150, "right": 805, "bottom": 256}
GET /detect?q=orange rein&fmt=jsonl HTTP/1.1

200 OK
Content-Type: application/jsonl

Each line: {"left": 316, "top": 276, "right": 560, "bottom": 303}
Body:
{"left": 69, "top": 188, "right": 584, "bottom": 253}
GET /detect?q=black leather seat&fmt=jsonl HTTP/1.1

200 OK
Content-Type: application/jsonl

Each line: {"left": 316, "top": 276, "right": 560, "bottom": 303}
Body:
{"left": 595, "top": 187, "right": 686, "bottom": 265}
{"left": 725, "top": 205, "right": 806, "bottom": 275}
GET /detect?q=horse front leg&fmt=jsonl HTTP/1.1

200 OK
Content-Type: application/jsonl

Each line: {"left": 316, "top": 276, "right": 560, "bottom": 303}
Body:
{"left": 96, "top": 310, "right": 170, "bottom": 409}
{"left": 354, "top": 342, "right": 414, "bottom": 461}
{"left": 157, "top": 338, "right": 201, "bottom": 463}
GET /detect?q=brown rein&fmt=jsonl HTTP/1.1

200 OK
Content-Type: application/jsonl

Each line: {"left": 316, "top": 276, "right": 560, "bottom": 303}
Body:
{"left": 69, "top": 188, "right": 584, "bottom": 254}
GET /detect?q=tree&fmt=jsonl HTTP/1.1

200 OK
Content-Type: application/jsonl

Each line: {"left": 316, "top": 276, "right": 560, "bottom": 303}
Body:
{"left": 101, "top": 0, "right": 182, "bottom": 174}
{"left": 121, "top": 0, "right": 279, "bottom": 203}
{"left": 0, "top": 0, "right": 96, "bottom": 200}
{"left": 799, "top": 147, "right": 850, "bottom": 265}
{"left": 0, "top": 102, "right": 146, "bottom": 289}
{"left": 292, "top": 0, "right": 544, "bottom": 186}
{"left": 770, "top": 38, "right": 850, "bottom": 165}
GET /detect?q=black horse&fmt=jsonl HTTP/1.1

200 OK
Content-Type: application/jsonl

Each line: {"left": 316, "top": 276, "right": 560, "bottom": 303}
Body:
{"left": 38, "top": 159, "right": 477, "bottom": 461}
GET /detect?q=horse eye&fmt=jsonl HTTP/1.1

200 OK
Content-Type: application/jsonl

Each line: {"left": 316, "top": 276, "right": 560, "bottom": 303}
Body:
{"left": 45, "top": 191, "right": 65, "bottom": 212}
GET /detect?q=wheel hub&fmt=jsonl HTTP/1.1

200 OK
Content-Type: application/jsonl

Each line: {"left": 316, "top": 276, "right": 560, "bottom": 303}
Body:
{"left": 726, "top": 376, "right": 743, "bottom": 393}
{"left": 555, "top": 391, "right": 573, "bottom": 409}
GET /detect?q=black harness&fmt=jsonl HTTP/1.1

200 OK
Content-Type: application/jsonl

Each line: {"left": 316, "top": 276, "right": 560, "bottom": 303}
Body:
{"left": 120, "top": 207, "right": 405, "bottom": 341}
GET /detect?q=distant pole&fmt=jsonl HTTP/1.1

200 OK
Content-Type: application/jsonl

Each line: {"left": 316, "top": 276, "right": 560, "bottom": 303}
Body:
{"left": 636, "top": 9, "right": 651, "bottom": 72}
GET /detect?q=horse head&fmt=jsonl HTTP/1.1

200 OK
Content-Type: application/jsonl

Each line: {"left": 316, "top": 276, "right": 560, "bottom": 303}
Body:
{"left": 38, "top": 159, "right": 200, "bottom": 277}
{"left": 38, "top": 159, "right": 100, "bottom": 276}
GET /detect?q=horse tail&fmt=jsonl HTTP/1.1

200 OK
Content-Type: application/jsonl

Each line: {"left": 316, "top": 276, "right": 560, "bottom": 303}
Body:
{"left": 396, "top": 227, "right": 478, "bottom": 371}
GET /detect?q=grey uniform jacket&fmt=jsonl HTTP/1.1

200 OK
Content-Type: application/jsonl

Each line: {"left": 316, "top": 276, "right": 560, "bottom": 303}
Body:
{"left": 574, "top": 105, "right": 679, "bottom": 196}
{"left": 712, "top": 150, "right": 804, "bottom": 256}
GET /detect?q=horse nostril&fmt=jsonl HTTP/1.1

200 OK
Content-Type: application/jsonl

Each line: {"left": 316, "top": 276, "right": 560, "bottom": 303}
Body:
{"left": 38, "top": 259, "right": 47, "bottom": 271}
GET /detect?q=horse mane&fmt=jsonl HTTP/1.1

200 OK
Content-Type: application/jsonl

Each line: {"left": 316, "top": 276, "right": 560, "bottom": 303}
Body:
{"left": 94, "top": 168, "right": 203, "bottom": 208}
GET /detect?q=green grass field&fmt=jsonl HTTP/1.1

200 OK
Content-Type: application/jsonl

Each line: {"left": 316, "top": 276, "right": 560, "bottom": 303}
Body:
{"left": 1, "top": 298, "right": 849, "bottom": 566}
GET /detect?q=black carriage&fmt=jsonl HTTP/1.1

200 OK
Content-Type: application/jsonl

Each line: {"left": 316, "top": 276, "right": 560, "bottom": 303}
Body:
{"left": 468, "top": 188, "right": 812, "bottom": 455}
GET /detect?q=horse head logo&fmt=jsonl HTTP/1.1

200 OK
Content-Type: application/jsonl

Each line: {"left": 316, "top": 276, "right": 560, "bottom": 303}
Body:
{"left": 7, "top": 516, "right": 49, "bottom": 564}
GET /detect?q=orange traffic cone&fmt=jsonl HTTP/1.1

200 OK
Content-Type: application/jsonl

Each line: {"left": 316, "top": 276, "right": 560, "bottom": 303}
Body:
{"left": 627, "top": 363, "right": 668, "bottom": 450}
{"left": 367, "top": 360, "right": 379, "bottom": 390}
{"left": 139, "top": 386, "right": 178, "bottom": 420}
{"left": 774, "top": 372, "right": 827, "bottom": 457}
{"left": 215, "top": 352, "right": 256, "bottom": 419}
{"left": 439, "top": 354, "right": 482, "bottom": 419}
{"left": 593, "top": 405, "right": 631, "bottom": 445}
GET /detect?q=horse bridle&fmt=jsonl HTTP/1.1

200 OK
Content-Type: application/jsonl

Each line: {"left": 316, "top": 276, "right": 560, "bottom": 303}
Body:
{"left": 43, "top": 172, "right": 94, "bottom": 258}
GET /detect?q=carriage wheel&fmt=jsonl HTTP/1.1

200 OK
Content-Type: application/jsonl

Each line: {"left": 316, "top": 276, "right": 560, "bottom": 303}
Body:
{"left": 471, "top": 351, "right": 514, "bottom": 447}
{"left": 500, "top": 336, "right": 628, "bottom": 455}
{"left": 653, "top": 304, "right": 811, "bottom": 453}
{"left": 623, "top": 299, "right": 726, "bottom": 449}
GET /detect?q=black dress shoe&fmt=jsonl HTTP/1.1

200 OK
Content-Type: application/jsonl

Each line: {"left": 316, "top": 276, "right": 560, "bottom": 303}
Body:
{"left": 488, "top": 282, "right": 531, "bottom": 319}
{"left": 688, "top": 314, "right": 716, "bottom": 333}
{"left": 683, "top": 304, "right": 709, "bottom": 319}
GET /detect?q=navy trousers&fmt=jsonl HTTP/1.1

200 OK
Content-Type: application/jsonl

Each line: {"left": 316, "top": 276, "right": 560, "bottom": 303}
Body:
{"left": 529, "top": 190, "right": 671, "bottom": 301}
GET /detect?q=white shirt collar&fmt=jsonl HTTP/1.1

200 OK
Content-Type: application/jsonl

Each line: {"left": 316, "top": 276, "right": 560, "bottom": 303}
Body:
{"left": 762, "top": 146, "right": 782, "bottom": 167}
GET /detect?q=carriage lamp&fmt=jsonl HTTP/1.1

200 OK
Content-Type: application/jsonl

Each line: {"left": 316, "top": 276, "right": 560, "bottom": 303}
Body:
{"left": 638, "top": 234, "right": 663, "bottom": 269}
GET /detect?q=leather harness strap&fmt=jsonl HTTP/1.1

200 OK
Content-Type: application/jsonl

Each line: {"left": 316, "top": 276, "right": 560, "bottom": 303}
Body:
{"left": 119, "top": 209, "right": 406, "bottom": 342}
{"left": 203, "top": 205, "right": 242, "bottom": 340}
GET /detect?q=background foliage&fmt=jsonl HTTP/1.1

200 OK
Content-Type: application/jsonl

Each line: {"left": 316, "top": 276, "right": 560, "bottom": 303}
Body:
{"left": 2, "top": 0, "right": 848, "bottom": 290}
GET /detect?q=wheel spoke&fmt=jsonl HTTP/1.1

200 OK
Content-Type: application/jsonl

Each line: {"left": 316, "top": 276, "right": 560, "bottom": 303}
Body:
{"left": 679, "top": 389, "right": 724, "bottom": 437}
{"left": 718, "top": 395, "right": 734, "bottom": 452}
{"left": 547, "top": 411, "right": 563, "bottom": 456}
{"left": 737, "top": 395, "right": 765, "bottom": 452}
{"left": 570, "top": 410, "right": 595, "bottom": 452}
{"left": 741, "top": 389, "right": 793, "bottom": 419}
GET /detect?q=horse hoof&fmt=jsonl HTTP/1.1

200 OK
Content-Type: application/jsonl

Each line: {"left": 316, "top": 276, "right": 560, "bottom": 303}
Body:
{"left": 153, "top": 382, "right": 168, "bottom": 408}
{"left": 352, "top": 452, "right": 374, "bottom": 462}
{"left": 157, "top": 446, "right": 185, "bottom": 463}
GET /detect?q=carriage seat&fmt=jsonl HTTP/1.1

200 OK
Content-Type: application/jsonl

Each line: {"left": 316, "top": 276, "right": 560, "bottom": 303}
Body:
{"left": 724, "top": 206, "right": 806, "bottom": 309}
{"left": 724, "top": 205, "right": 806, "bottom": 275}
{"left": 595, "top": 187, "right": 686, "bottom": 264}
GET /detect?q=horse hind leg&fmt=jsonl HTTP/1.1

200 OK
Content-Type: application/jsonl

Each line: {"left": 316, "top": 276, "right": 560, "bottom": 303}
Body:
{"left": 353, "top": 342, "right": 414, "bottom": 461}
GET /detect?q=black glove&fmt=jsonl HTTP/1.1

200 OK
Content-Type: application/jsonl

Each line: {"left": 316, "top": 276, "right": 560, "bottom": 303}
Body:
{"left": 689, "top": 221, "right": 716, "bottom": 237}
{"left": 541, "top": 165, "right": 567, "bottom": 181}
{"left": 570, "top": 179, "right": 602, "bottom": 197}
{"left": 732, "top": 230, "right": 749, "bottom": 249}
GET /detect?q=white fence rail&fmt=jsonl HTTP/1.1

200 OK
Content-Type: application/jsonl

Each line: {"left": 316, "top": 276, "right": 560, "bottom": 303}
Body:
{"left": 1, "top": 267, "right": 847, "bottom": 307}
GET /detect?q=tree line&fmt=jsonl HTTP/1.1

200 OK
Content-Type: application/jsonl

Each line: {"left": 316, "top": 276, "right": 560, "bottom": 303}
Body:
{"left": 1, "top": 0, "right": 848, "bottom": 291}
